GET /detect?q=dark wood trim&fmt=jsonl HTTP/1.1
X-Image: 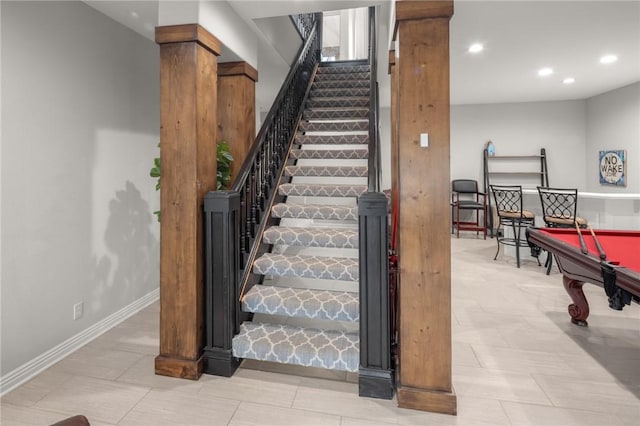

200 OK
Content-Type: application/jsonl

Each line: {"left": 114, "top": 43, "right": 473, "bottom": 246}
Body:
{"left": 217, "top": 62, "right": 257, "bottom": 182}
{"left": 155, "top": 24, "right": 222, "bottom": 55}
{"left": 393, "top": 0, "right": 453, "bottom": 40}
{"left": 395, "top": 2, "right": 456, "bottom": 415}
{"left": 397, "top": 386, "right": 457, "bottom": 414}
{"left": 388, "top": 50, "right": 395, "bottom": 75}
{"left": 155, "top": 355, "right": 204, "bottom": 380}
{"left": 395, "top": 0, "right": 454, "bottom": 21}
{"left": 219, "top": 61, "right": 258, "bottom": 82}
{"left": 154, "top": 24, "right": 219, "bottom": 380}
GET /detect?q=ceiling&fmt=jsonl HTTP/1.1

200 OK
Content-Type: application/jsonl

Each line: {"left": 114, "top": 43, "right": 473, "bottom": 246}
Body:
{"left": 85, "top": 0, "right": 640, "bottom": 105}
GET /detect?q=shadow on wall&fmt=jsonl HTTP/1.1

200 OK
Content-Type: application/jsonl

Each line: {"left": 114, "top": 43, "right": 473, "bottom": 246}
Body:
{"left": 92, "top": 181, "right": 159, "bottom": 311}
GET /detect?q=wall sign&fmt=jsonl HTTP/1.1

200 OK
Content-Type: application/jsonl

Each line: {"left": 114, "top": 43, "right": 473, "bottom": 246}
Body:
{"left": 599, "top": 150, "right": 627, "bottom": 187}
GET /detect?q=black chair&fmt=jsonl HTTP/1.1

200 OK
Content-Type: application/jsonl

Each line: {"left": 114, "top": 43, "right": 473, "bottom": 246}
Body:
{"left": 451, "top": 179, "right": 487, "bottom": 239}
{"left": 537, "top": 186, "right": 588, "bottom": 274}
{"left": 490, "top": 185, "right": 536, "bottom": 268}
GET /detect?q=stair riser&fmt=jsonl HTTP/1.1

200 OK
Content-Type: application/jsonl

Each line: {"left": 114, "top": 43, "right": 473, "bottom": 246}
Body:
{"left": 232, "top": 322, "right": 359, "bottom": 372}
{"left": 263, "top": 228, "right": 359, "bottom": 249}
{"left": 271, "top": 203, "right": 358, "bottom": 221}
{"left": 285, "top": 166, "right": 368, "bottom": 178}
{"left": 295, "top": 134, "right": 368, "bottom": 145}
{"left": 253, "top": 254, "right": 359, "bottom": 282}
{"left": 317, "top": 65, "right": 369, "bottom": 74}
{"left": 290, "top": 149, "right": 368, "bottom": 160}
{"left": 310, "top": 88, "right": 369, "bottom": 98}
{"left": 242, "top": 286, "right": 359, "bottom": 322}
{"left": 315, "top": 72, "right": 370, "bottom": 81}
{"left": 304, "top": 109, "right": 369, "bottom": 120}
{"left": 299, "top": 121, "right": 368, "bottom": 132}
{"left": 313, "top": 80, "right": 369, "bottom": 89}
{"left": 279, "top": 184, "right": 367, "bottom": 198}
{"left": 307, "top": 98, "right": 369, "bottom": 108}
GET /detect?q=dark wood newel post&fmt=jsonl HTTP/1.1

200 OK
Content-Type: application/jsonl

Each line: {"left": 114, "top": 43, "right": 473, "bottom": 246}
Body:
{"left": 154, "top": 24, "right": 221, "bottom": 380}
{"left": 358, "top": 192, "right": 393, "bottom": 399}
{"left": 203, "top": 191, "right": 242, "bottom": 376}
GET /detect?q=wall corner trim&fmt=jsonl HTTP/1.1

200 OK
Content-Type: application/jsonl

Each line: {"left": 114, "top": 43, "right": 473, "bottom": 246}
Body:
{"left": 155, "top": 24, "right": 222, "bottom": 56}
{"left": 0, "top": 289, "right": 160, "bottom": 397}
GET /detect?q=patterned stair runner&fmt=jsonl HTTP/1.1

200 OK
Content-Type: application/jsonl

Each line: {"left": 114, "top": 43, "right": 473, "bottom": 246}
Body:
{"left": 232, "top": 62, "right": 370, "bottom": 373}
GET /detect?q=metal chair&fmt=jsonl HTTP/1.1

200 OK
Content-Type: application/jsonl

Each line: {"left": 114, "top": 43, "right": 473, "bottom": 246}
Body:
{"left": 451, "top": 179, "right": 487, "bottom": 239}
{"left": 490, "top": 185, "right": 536, "bottom": 268}
{"left": 537, "top": 186, "right": 588, "bottom": 274}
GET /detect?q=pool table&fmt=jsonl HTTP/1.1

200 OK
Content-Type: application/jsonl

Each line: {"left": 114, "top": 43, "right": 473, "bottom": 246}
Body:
{"left": 526, "top": 228, "right": 640, "bottom": 326}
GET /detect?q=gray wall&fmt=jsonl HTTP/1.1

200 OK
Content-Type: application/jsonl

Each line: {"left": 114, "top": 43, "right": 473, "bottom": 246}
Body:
{"left": 1, "top": 1, "right": 160, "bottom": 375}
{"left": 451, "top": 100, "right": 588, "bottom": 191}
{"left": 586, "top": 82, "right": 640, "bottom": 192}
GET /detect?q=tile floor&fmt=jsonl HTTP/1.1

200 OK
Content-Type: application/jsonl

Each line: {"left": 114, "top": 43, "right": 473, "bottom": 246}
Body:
{"left": 2, "top": 236, "right": 639, "bottom": 425}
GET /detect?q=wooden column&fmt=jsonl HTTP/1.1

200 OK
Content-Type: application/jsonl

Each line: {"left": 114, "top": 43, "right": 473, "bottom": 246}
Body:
{"left": 388, "top": 50, "right": 399, "bottom": 223}
{"left": 154, "top": 24, "right": 221, "bottom": 380}
{"left": 217, "top": 62, "right": 258, "bottom": 182}
{"left": 395, "top": 1, "right": 457, "bottom": 414}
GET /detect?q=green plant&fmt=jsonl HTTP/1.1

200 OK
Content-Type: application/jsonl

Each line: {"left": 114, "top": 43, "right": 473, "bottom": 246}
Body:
{"left": 216, "top": 141, "right": 233, "bottom": 190}
{"left": 150, "top": 141, "right": 233, "bottom": 222}
{"left": 150, "top": 144, "right": 161, "bottom": 222}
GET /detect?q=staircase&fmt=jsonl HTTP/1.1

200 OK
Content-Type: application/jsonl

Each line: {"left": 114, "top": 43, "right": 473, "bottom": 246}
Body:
{"left": 231, "top": 63, "right": 371, "bottom": 373}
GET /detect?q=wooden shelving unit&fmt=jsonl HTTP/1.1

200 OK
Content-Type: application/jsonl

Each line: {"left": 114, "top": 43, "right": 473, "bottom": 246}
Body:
{"left": 483, "top": 148, "right": 549, "bottom": 236}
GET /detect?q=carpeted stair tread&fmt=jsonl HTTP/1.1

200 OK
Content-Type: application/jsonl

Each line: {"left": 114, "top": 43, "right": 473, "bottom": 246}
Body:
{"left": 314, "top": 72, "right": 370, "bottom": 81}
{"left": 316, "top": 65, "right": 369, "bottom": 74}
{"left": 290, "top": 148, "right": 368, "bottom": 160}
{"left": 253, "top": 253, "right": 359, "bottom": 281}
{"left": 310, "top": 87, "right": 369, "bottom": 98}
{"left": 285, "top": 165, "right": 368, "bottom": 177}
{"left": 299, "top": 121, "right": 369, "bottom": 133}
{"left": 264, "top": 226, "right": 358, "bottom": 249}
{"left": 232, "top": 322, "right": 359, "bottom": 372}
{"left": 313, "top": 80, "right": 369, "bottom": 89}
{"left": 308, "top": 97, "right": 369, "bottom": 108}
{"left": 304, "top": 108, "right": 369, "bottom": 120}
{"left": 271, "top": 202, "right": 357, "bottom": 221}
{"left": 295, "top": 134, "right": 368, "bottom": 145}
{"left": 279, "top": 183, "right": 367, "bottom": 198}
{"left": 242, "top": 285, "right": 359, "bottom": 322}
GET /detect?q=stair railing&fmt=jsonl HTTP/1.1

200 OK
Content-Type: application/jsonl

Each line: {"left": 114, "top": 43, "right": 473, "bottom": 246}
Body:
{"left": 202, "top": 14, "right": 321, "bottom": 377}
{"left": 357, "top": 6, "right": 394, "bottom": 400}
{"left": 291, "top": 13, "right": 320, "bottom": 41}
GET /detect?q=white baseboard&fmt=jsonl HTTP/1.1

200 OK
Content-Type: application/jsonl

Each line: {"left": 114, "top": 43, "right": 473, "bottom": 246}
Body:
{"left": 0, "top": 288, "right": 159, "bottom": 397}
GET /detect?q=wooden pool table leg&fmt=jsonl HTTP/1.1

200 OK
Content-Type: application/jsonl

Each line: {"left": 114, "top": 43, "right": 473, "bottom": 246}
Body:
{"left": 562, "top": 276, "right": 589, "bottom": 326}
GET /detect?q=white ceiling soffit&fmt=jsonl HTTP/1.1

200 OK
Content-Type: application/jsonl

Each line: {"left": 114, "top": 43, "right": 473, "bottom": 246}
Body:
{"left": 228, "top": 0, "right": 388, "bottom": 19}
{"left": 84, "top": 0, "right": 159, "bottom": 40}
{"left": 83, "top": 1, "right": 639, "bottom": 105}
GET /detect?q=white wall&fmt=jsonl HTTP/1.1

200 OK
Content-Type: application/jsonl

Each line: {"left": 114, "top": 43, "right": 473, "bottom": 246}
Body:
{"left": 1, "top": 1, "right": 160, "bottom": 376}
{"left": 451, "top": 100, "right": 588, "bottom": 191}
{"left": 378, "top": 107, "right": 392, "bottom": 191}
{"left": 253, "top": 15, "right": 302, "bottom": 66}
{"left": 586, "top": 82, "right": 640, "bottom": 192}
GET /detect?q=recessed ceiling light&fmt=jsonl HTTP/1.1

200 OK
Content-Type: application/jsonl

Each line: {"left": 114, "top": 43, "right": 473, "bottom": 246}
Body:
{"left": 600, "top": 54, "right": 618, "bottom": 64}
{"left": 538, "top": 68, "right": 553, "bottom": 77}
{"left": 468, "top": 43, "right": 484, "bottom": 53}
{"left": 130, "top": 11, "right": 139, "bottom": 19}
{"left": 563, "top": 77, "right": 575, "bottom": 84}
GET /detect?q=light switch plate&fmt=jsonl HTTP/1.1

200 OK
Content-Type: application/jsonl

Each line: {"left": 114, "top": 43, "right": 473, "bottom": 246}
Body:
{"left": 420, "top": 133, "right": 429, "bottom": 147}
